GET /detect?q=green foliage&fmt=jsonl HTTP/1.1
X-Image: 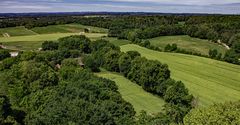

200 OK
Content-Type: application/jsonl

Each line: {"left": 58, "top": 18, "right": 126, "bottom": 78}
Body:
{"left": 118, "top": 53, "right": 132, "bottom": 76}
{"left": 164, "top": 44, "right": 178, "bottom": 52}
{"left": 19, "top": 51, "right": 36, "bottom": 61}
{"left": 83, "top": 55, "right": 100, "bottom": 72}
{"left": 164, "top": 81, "right": 193, "bottom": 106}
{"left": 0, "top": 57, "right": 18, "bottom": 70}
{"left": 135, "top": 111, "right": 173, "bottom": 125}
{"left": 0, "top": 95, "right": 21, "bottom": 125}
{"left": 90, "top": 39, "right": 120, "bottom": 52}
{"left": 58, "top": 35, "right": 91, "bottom": 53}
{"left": 0, "top": 50, "right": 10, "bottom": 61}
{"left": 184, "top": 101, "right": 240, "bottom": 125}
{"left": 209, "top": 49, "right": 218, "bottom": 59}
{"left": 126, "top": 51, "right": 141, "bottom": 59}
{"left": 103, "top": 50, "right": 121, "bottom": 72}
{"left": 2, "top": 61, "right": 58, "bottom": 106}
{"left": 61, "top": 58, "right": 79, "bottom": 67}
{"left": 224, "top": 49, "right": 240, "bottom": 64}
{"left": 42, "top": 41, "right": 59, "bottom": 51}
{"left": 25, "top": 68, "right": 135, "bottom": 125}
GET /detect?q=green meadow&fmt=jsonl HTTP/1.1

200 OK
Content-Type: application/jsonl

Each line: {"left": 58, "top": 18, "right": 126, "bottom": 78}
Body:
{"left": 96, "top": 71, "right": 165, "bottom": 114}
{"left": 149, "top": 35, "right": 227, "bottom": 55}
{"left": 0, "top": 26, "right": 37, "bottom": 37}
{"left": 121, "top": 44, "right": 240, "bottom": 106}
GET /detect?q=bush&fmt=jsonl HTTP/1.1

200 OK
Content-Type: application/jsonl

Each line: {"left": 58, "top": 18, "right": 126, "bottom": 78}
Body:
{"left": 42, "top": 41, "right": 58, "bottom": 51}
{"left": 184, "top": 101, "right": 240, "bottom": 125}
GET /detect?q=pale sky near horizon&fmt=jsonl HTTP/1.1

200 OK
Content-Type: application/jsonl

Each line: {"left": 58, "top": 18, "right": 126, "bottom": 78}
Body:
{"left": 1, "top": 0, "right": 240, "bottom": 14}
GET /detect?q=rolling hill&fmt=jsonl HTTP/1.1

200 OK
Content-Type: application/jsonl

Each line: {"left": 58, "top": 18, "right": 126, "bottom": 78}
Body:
{"left": 121, "top": 44, "right": 240, "bottom": 106}
{"left": 149, "top": 35, "right": 227, "bottom": 55}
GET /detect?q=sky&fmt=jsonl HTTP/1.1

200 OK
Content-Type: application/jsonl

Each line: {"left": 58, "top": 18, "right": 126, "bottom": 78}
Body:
{"left": 1, "top": 0, "right": 240, "bottom": 14}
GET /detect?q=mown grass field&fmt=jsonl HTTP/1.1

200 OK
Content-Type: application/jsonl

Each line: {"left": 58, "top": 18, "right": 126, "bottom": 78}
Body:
{"left": 96, "top": 71, "right": 165, "bottom": 114}
{"left": 121, "top": 44, "right": 240, "bottom": 106}
{"left": 0, "top": 33, "right": 106, "bottom": 50}
{"left": 0, "top": 26, "right": 37, "bottom": 37}
{"left": 149, "top": 35, "right": 227, "bottom": 55}
{"left": 31, "top": 24, "right": 108, "bottom": 34}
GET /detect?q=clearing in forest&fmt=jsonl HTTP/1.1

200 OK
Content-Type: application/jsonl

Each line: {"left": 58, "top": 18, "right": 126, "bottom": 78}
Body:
{"left": 121, "top": 44, "right": 240, "bottom": 107}
{"left": 97, "top": 71, "right": 165, "bottom": 114}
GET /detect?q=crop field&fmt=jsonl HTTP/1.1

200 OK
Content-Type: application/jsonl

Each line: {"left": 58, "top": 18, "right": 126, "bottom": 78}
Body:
{"left": 97, "top": 71, "right": 165, "bottom": 114}
{"left": 121, "top": 44, "right": 240, "bottom": 106}
{"left": 0, "top": 26, "right": 37, "bottom": 37}
{"left": 31, "top": 24, "right": 108, "bottom": 34}
{"left": 149, "top": 35, "right": 227, "bottom": 55}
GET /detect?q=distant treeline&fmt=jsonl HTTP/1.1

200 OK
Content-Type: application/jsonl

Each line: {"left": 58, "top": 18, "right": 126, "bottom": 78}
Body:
{"left": 1, "top": 15, "right": 240, "bottom": 64}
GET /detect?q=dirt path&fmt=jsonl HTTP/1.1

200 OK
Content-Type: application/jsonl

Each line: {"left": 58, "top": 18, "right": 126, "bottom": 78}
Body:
{"left": 217, "top": 40, "right": 230, "bottom": 50}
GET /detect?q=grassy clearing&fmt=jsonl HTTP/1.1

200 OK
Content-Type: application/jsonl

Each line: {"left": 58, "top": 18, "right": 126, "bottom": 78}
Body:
{"left": 96, "top": 71, "right": 165, "bottom": 114}
{"left": 121, "top": 44, "right": 240, "bottom": 107}
{"left": 0, "top": 26, "right": 37, "bottom": 37}
{"left": 31, "top": 24, "right": 108, "bottom": 34}
{"left": 149, "top": 35, "right": 227, "bottom": 55}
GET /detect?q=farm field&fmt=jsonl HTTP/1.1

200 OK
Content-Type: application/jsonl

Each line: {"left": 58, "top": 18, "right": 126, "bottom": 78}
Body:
{"left": 149, "top": 35, "right": 227, "bottom": 55}
{"left": 0, "top": 33, "right": 106, "bottom": 50}
{"left": 31, "top": 24, "right": 108, "bottom": 34}
{"left": 96, "top": 71, "right": 165, "bottom": 114}
{"left": 0, "top": 26, "right": 37, "bottom": 37}
{"left": 121, "top": 44, "right": 240, "bottom": 106}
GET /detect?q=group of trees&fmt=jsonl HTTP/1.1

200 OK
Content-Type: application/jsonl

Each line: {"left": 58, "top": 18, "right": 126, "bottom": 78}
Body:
{"left": 117, "top": 25, "right": 184, "bottom": 41}
{"left": 224, "top": 34, "right": 240, "bottom": 64}
{"left": 0, "top": 35, "right": 136, "bottom": 124}
{"left": 84, "top": 39, "right": 194, "bottom": 124}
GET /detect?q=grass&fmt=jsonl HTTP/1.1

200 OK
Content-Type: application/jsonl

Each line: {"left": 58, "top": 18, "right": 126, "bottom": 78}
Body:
{"left": 149, "top": 35, "right": 227, "bottom": 55}
{"left": 2, "top": 41, "right": 43, "bottom": 51}
{"left": 31, "top": 24, "right": 108, "bottom": 34}
{"left": 121, "top": 44, "right": 240, "bottom": 107}
{"left": 0, "top": 33, "right": 106, "bottom": 50}
{"left": 0, "top": 26, "right": 37, "bottom": 37}
{"left": 96, "top": 71, "right": 165, "bottom": 114}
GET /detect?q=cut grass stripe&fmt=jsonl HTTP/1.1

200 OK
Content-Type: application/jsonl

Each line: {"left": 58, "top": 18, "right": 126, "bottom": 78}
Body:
{"left": 96, "top": 71, "right": 165, "bottom": 114}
